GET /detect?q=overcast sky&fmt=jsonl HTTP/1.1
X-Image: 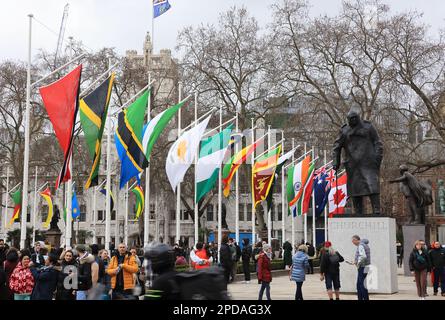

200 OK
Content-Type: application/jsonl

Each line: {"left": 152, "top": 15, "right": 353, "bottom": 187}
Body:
{"left": 1, "top": 0, "right": 444, "bottom": 62}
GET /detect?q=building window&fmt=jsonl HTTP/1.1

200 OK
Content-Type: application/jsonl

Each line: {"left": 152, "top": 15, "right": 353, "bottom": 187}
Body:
{"left": 239, "top": 204, "right": 244, "bottom": 221}
{"left": 79, "top": 205, "right": 86, "bottom": 222}
{"left": 111, "top": 210, "right": 116, "bottom": 221}
{"left": 181, "top": 210, "right": 189, "bottom": 221}
{"left": 246, "top": 204, "right": 252, "bottom": 222}
{"left": 170, "top": 210, "right": 175, "bottom": 221}
{"left": 41, "top": 205, "right": 48, "bottom": 223}
{"left": 207, "top": 204, "right": 214, "bottom": 221}
{"left": 277, "top": 205, "right": 283, "bottom": 221}
{"left": 97, "top": 210, "right": 104, "bottom": 221}
{"left": 150, "top": 203, "right": 155, "bottom": 220}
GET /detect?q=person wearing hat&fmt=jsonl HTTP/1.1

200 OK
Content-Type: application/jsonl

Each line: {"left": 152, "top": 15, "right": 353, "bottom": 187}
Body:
{"left": 257, "top": 243, "right": 272, "bottom": 300}
{"left": 290, "top": 244, "right": 310, "bottom": 300}
{"left": 319, "top": 241, "right": 344, "bottom": 300}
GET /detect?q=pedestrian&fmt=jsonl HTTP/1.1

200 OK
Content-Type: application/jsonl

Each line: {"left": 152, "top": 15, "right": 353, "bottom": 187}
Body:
{"left": 396, "top": 242, "right": 403, "bottom": 268}
{"left": 351, "top": 235, "right": 371, "bottom": 300}
{"left": 319, "top": 241, "right": 344, "bottom": 300}
{"left": 106, "top": 243, "right": 138, "bottom": 300}
{"left": 410, "top": 240, "right": 431, "bottom": 300}
{"left": 229, "top": 238, "right": 238, "bottom": 283}
{"left": 219, "top": 236, "right": 233, "bottom": 284}
{"left": 190, "top": 242, "right": 212, "bottom": 270}
{"left": 428, "top": 241, "right": 445, "bottom": 296}
{"left": 3, "top": 247, "right": 19, "bottom": 300}
{"left": 75, "top": 244, "right": 96, "bottom": 300}
{"left": 30, "top": 253, "right": 60, "bottom": 300}
{"left": 283, "top": 240, "right": 292, "bottom": 270}
{"left": 253, "top": 241, "right": 263, "bottom": 282}
{"left": 56, "top": 249, "right": 77, "bottom": 300}
{"left": 91, "top": 244, "right": 105, "bottom": 289}
{"left": 0, "top": 239, "right": 7, "bottom": 267}
{"left": 241, "top": 238, "right": 252, "bottom": 283}
{"left": 31, "top": 241, "right": 45, "bottom": 269}
{"left": 9, "top": 250, "right": 34, "bottom": 300}
{"left": 0, "top": 263, "right": 7, "bottom": 300}
{"left": 306, "top": 242, "right": 316, "bottom": 274}
{"left": 290, "top": 244, "right": 309, "bottom": 300}
{"left": 257, "top": 243, "right": 272, "bottom": 300}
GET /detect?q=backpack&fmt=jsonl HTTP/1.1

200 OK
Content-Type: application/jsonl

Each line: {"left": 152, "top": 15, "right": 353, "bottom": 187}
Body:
{"left": 170, "top": 267, "right": 230, "bottom": 300}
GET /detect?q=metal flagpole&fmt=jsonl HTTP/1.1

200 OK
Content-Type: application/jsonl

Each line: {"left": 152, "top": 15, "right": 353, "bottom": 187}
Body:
{"left": 251, "top": 118, "right": 255, "bottom": 246}
{"left": 114, "top": 183, "right": 119, "bottom": 244}
{"left": 92, "top": 187, "right": 97, "bottom": 244}
{"left": 3, "top": 167, "right": 9, "bottom": 233}
{"left": 194, "top": 92, "right": 198, "bottom": 244}
{"left": 312, "top": 148, "right": 316, "bottom": 248}
{"left": 235, "top": 114, "right": 239, "bottom": 245}
{"left": 125, "top": 182, "right": 129, "bottom": 246}
{"left": 144, "top": 73, "right": 151, "bottom": 247}
{"left": 31, "top": 167, "right": 38, "bottom": 246}
{"left": 304, "top": 143, "right": 307, "bottom": 244}
{"left": 105, "top": 57, "right": 112, "bottom": 251}
{"left": 65, "top": 36, "right": 74, "bottom": 249}
{"left": 155, "top": 195, "right": 159, "bottom": 241}
{"left": 267, "top": 125, "right": 271, "bottom": 245}
{"left": 291, "top": 138, "right": 295, "bottom": 252}
{"left": 281, "top": 131, "right": 285, "bottom": 246}
{"left": 217, "top": 105, "right": 223, "bottom": 255}
{"left": 176, "top": 83, "right": 182, "bottom": 244}
{"left": 324, "top": 150, "right": 328, "bottom": 242}
{"left": 20, "top": 14, "right": 33, "bottom": 249}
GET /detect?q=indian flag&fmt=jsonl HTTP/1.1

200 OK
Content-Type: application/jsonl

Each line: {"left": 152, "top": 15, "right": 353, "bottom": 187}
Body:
{"left": 142, "top": 100, "right": 185, "bottom": 162}
{"left": 288, "top": 155, "right": 311, "bottom": 217}
{"left": 196, "top": 125, "right": 233, "bottom": 202}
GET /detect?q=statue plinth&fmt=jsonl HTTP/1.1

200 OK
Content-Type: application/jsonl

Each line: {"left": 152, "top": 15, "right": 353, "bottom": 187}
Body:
{"left": 45, "top": 229, "right": 62, "bottom": 249}
{"left": 402, "top": 224, "right": 426, "bottom": 276}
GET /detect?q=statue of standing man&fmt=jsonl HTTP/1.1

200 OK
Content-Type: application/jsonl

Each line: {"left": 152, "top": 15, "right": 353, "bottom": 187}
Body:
{"left": 332, "top": 108, "right": 383, "bottom": 215}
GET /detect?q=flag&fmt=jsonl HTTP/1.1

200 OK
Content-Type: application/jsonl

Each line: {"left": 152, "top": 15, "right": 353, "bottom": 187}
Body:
{"left": 328, "top": 172, "right": 348, "bottom": 217}
{"left": 72, "top": 190, "right": 80, "bottom": 219}
{"left": 39, "top": 65, "right": 82, "bottom": 189}
{"left": 100, "top": 188, "right": 115, "bottom": 218}
{"left": 166, "top": 115, "right": 211, "bottom": 191}
{"left": 40, "top": 187, "right": 54, "bottom": 228}
{"left": 153, "top": 0, "right": 171, "bottom": 18}
{"left": 131, "top": 185, "right": 145, "bottom": 219}
{"left": 314, "top": 167, "right": 331, "bottom": 217}
{"left": 63, "top": 206, "right": 66, "bottom": 222}
{"left": 8, "top": 189, "right": 21, "bottom": 226}
{"left": 115, "top": 90, "right": 149, "bottom": 189}
{"left": 80, "top": 73, "right": 115, "bottom": 189}
{"left": 142, "top": 100, "right": 184, "bottom": 162}
{"left": 265, "top": 148, "right": 295, "bottom": 212}
{"left": 252, "top": 146, "right": 281, "bottom": 208}
{"left": 196, "top": 125, "right": 233, "bottom": 202}
{"left": 298, "top": 162, "right": 315, "bottom": 215}
{"left": 222, "top": 139, "right": 262, "bottom": 197}
{"left": 287, "top": 155, "right": 311, "bottom": 217}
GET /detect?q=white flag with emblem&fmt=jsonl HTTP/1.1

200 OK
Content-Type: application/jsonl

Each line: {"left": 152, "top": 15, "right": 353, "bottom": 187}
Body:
{"left": 166, "top": 115, "right": 211, "bottom": 191}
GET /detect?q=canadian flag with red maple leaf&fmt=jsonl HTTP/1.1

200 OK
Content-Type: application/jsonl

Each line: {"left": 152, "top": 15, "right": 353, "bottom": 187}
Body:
{"left": 328, "top": 172, "right": 348, "bottom": 217}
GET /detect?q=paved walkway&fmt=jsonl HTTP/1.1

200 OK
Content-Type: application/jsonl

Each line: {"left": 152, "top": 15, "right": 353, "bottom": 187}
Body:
{"left": 228, "top": 268, "right": 445, "bottom": 300}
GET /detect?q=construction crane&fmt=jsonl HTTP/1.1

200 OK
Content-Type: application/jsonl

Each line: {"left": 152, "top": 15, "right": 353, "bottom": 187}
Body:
{"left": 54, "top": 3, "right": 69, "bottom": 67}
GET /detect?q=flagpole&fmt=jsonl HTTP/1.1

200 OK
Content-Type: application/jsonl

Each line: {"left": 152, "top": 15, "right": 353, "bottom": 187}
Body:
{"left": 281, "top": 131, "right": 285, "bottom": 247}
{"left": 303, "top": 143, "right": 307, "bottom": 245}
{"left": 144, "top": 73, "right": 151, "bottom": 247}
{"left": 291, "top": 138, "right": 295, "bottom": 252}
{"left": 92, "top": 187, "right": 97, "bottom": 244}
{"left": 323, "top": 150, "right": 328, "bottom": 242}
{"left": 312, "top": 148, "right": 316, "bottom": 248}
{"left": 251, "top": 118, "right": 255, "bottom": 246}
{"left": 32, "top": 167, "right": 38, "bottom": 245}
{"left": 125, "top": 182, "right": 129, "bottom": 246}
{"left": 105, "top": 57, "right": 112, "bottom": 252}
{"left": 20, "top": 14, "right": 33, "bottom": 249}
{"left": 194, "top": 91, "right": 199, "bottom": 244}
{"left": 217, "top": 104, "right": 223, "bottom": 255}
{"left": 155, "top": 195, "right": 159, "bottom": 241}
{"left": 235, "top": 113, "right": 239, "bottom": 245}
{"left": 267, "top": 125, "right": 271, "bottom": 245}
{"left": 65, "top": 36, "right": 74, "bottom": 249}
{"left": 175, "top": 83, "right": 182, "bottom": 244}
{"left": 3, "top": 167, "right": 9, "bottom": 234}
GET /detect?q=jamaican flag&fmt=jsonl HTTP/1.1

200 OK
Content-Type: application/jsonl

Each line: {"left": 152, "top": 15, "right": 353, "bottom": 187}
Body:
{"left": 80, "top": 73, "right": 115, "bottom": 189}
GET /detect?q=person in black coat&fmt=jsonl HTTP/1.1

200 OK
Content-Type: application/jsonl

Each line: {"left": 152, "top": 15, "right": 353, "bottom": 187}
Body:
{"left": 0, "top": 239, "right": 7, "bottom": 267}
{"left": 0, "top": 265, "right": 8, "bottom": 300}
{"left": 409, "top": 240, "right": 431, "bottom": 300}
{"left": 428, "top": 241, "right": 445, "bottom": 296}
{"left": 31, "top": 242, "right": 45, "bottom": 269}
{"left": 241, "top": 238, "right": 252, "bottom": 283}
{"left": 31, "top": 253, "right": 60, "bottom": 300}
{"left": 219, "top": 236, "right": 233, "bottom": 284}
{"left": 319, "top": 242, "right": 344, "bottom": 300}
{"left": 56, "top": 250, "right": 77, "bottom": 300}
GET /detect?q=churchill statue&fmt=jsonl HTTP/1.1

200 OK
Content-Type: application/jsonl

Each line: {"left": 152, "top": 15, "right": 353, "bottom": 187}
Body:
{"left": 332, "top": 108, "right": 383, "bottom": 215}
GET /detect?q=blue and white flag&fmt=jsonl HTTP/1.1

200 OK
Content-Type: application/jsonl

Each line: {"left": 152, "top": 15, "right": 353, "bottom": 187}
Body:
{"left": 153, "top": 0, "right": 171, "bottom": 18}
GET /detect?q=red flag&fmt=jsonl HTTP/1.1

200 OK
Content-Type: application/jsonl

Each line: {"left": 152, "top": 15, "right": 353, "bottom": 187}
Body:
{"left": 39, "top": 65, "right": 82, "bottom": 189}
{"left": 328, "top": 173, "right": 348, "bottom": 217}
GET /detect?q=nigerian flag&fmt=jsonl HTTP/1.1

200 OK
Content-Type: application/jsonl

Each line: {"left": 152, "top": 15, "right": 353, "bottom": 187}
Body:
{"left": 195, "top": 125, "right": 233, "bottom": 202}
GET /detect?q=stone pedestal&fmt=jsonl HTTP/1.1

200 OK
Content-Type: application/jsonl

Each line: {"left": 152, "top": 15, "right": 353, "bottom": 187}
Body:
{"left": 45, "top": 229, "right": 62, "bottom": 249}
{"left": 328, "top": 216, "right": 398, "bottom": 294}
{"left": 402, "top": 224, "right": 425, "bottom": 276}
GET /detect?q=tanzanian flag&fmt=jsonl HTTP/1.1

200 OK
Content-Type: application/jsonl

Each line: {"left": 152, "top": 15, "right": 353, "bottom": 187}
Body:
{"left": 131, "top": 185, "right": 144, "bottom": 219}
{"left": 115, "top": 90, "right": 149, "bottom": 189}
{"left": 8, "top": 189, "right": 21, "bottom": 226}
{"left": 80, "top": 73, "right": 115, "bottom": 189}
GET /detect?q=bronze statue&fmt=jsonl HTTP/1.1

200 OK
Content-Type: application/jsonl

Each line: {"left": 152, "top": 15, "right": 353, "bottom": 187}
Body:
{"left": 50, "top": 205, "right": 61, "bottom": 231}
{"left": 389, "top": 165, "right": 433, "bottom": 224}
{"left": 332, "top": 108, "right": 383, "bottom": 215}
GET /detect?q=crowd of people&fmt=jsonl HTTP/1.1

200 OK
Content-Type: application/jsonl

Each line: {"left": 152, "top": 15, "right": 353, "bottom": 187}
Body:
{"left": 1, "top": 234, "right": 444, "bottom": 300}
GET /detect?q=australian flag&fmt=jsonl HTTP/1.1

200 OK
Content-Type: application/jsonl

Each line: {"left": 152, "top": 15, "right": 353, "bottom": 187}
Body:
{"left": 313, "top": 167, "right": 330, "bottom": 218}
{"left": 153, "top": 0, "right": 171, "bottom": 18}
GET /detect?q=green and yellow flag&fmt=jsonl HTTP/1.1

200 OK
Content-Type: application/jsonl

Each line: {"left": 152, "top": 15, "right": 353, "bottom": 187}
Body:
{"left": 80, "top": 73, "right": 115, "bottom": 189}
{"left": 8, "top": 189, "right": 21, "bottom": 226}
{"left": 131, "top": 185, "right": 144, "bottom": 219}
